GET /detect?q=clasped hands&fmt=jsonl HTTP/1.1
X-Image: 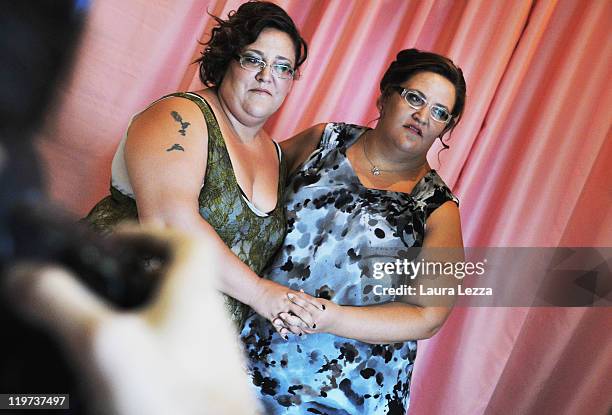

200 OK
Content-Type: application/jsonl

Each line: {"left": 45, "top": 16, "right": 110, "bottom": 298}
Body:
{"left": 252, "top": 278, "right": 336, "bottom": 339}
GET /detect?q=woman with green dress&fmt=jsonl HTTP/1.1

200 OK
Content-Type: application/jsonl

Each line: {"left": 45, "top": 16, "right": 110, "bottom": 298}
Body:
{"left": 85, "top": 1, "right": 320, "bottom": 330}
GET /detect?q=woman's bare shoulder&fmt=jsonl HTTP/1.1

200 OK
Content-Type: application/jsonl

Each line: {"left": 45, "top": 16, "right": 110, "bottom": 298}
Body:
{"left": 129, "top": 95, "right": 207, "bottom": 138}
{"left": 424, "top": 201, "right": 463, "bottom": 248}
{"left": 123, "top": 94, "right": 210, "bottom": 211}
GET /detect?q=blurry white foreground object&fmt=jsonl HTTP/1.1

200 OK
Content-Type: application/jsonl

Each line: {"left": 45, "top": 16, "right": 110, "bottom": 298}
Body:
{"left": 4, "top": 225, "right": 258, "bottom": 415}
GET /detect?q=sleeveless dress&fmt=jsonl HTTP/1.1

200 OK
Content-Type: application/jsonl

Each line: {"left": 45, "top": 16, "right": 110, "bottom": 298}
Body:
{"left": 84, "top": 92, "right": 287, "bottom": 329}
{"left": 241, "top": 123, "right": 459, "bottom": 414}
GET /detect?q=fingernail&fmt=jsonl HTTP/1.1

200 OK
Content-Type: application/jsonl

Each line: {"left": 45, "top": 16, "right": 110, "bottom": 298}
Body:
{"left": 299, "top": 333, "right": 302, "bottom": 337}
{"left": 322, "top": 305, "right": 326, "bottom": 310}
{"left": 313, "top": 323, "right": 317, "bottom": 329}
{"left": 287, "top": 293, "right": 295, "bottom": 300}
{"left": 283, "top": 335, "right": 288, "bottom": 340}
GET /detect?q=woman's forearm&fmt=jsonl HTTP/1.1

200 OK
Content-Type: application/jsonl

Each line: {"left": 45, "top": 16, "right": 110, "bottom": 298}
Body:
{"left": 323, "top": 302, "right": 449, "bottom": 344}
{"left": 140, "top": 210, "right": 267, "bottom": 308}
{"left": 140, "top": 209, "right": 319, "bottom": 330}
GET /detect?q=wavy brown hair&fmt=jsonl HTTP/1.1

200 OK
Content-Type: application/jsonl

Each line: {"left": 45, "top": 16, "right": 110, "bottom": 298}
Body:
{"left": 196, "top": 1, "right": 308, "bottom": 87}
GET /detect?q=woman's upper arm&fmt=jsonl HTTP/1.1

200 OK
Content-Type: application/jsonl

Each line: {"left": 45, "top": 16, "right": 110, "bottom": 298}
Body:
{"left": 422, "top": 200, "right": 463, "bottom": 249}
{"left": 280, "top": 123, "right": 326, "bottom": 174}
{"left": 400, "top": 201, "right": 464, "bottom": 330}
{"left": 124, "top": 97, "right": 208, "bottom": 226}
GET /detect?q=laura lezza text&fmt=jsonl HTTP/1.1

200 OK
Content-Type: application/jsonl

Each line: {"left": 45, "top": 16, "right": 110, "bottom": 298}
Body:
{"left": 373, "top": 284, "right": 493, "bottom": 296}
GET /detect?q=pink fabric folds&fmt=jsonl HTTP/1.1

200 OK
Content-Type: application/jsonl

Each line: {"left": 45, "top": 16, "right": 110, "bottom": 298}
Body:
{"left": 38, "top": 1, "right": 612, "bottom": 414}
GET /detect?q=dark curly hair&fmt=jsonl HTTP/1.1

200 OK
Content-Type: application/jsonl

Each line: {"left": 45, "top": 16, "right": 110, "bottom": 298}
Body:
{"left": 380, "top": 48, "right": 467, "bottom": 141}
{"left": 196, "top": 1, "right": 308, "bottom": 87}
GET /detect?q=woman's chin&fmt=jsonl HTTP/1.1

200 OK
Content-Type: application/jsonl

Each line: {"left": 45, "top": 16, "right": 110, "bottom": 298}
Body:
{"left": 243, "top": 102, "right": 282, "bottom": 121}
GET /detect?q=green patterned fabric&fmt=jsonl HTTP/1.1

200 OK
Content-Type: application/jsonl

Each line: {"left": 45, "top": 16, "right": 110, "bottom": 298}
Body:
{"left": 84, "top": 92, "right": 287, "bottom": 329}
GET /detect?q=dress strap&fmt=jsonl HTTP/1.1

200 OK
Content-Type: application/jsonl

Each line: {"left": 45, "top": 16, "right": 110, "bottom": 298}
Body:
{"left": 410, "top": 170, "right": 459, "bottom": 220}
{"left": 319, "top": 122, "right": 368, "bottom": 151}
{"left": 166, "top": 92, "right": 228, "bottom": 191}
{"left": 166, "top": 92, "right": 224, "bottom": 153}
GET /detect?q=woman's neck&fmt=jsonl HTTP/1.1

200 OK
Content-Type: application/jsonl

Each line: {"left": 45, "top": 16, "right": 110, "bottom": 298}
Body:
{"left": 212, "top": 88, "right": 266, "bottom": 144}
{"left": 363, "top": 129, "right": 430, "bottom": 178}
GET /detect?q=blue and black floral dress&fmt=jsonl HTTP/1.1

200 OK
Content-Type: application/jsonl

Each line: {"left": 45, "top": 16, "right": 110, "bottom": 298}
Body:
{"left": 241, "top": 123, "right": 458, "bottom": 414}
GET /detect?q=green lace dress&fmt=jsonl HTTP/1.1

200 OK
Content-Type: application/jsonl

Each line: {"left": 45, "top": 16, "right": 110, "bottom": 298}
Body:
{"left": 84, "top": 92, "right": 287, "bottom": 329}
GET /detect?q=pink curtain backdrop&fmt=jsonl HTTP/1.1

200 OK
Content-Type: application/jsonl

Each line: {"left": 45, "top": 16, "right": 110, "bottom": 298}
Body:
{"left": 37, "top": 1, "right": 612, "bottom": 414}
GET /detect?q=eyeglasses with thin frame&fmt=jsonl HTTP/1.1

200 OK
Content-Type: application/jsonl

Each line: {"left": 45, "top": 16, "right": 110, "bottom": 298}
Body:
{"left": 236, "top": 54, "right": 297, "bottom": 80}
{"left": 391, "top": 86, "right": 453, "bottom": 124}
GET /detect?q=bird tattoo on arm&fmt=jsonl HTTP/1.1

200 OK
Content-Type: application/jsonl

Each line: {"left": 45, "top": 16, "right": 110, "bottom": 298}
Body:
{"left": 166, "top": 143, "right": 185, "bottom": 152}
{"left": 171, "top": 111, "right": 190, "bottom": 136}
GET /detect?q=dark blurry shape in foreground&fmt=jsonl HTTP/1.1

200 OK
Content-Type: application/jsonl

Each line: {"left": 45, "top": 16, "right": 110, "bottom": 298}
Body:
{"left": 0, "top": 1, "right": 166, "bottom": 412}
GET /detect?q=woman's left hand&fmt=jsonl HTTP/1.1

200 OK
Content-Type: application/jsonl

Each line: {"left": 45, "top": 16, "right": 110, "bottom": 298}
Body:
{"left": 277, "top": 291, "right": 338, "bottom": 335}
